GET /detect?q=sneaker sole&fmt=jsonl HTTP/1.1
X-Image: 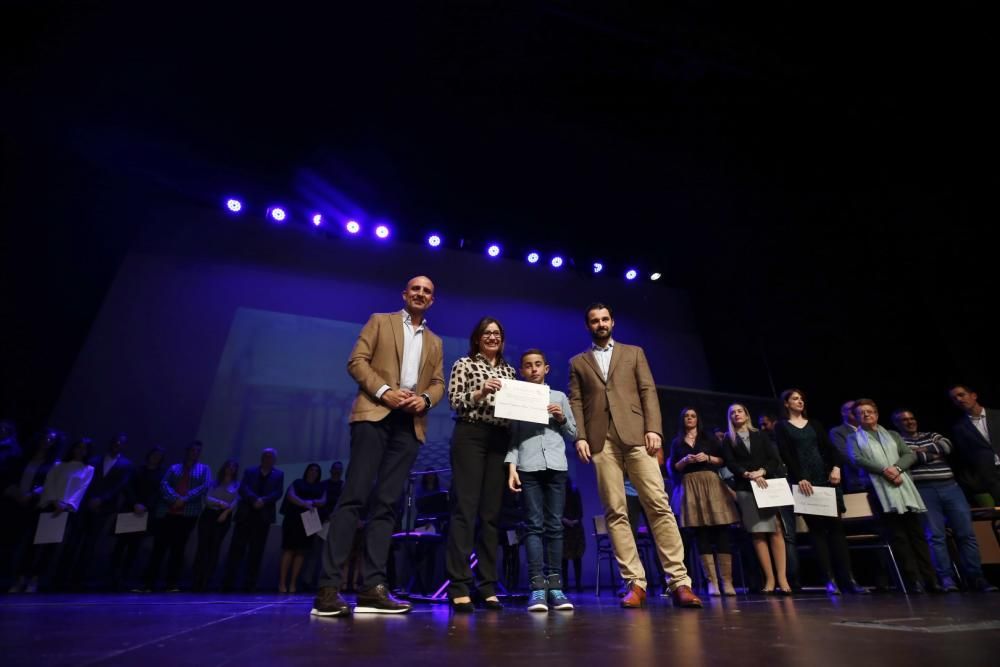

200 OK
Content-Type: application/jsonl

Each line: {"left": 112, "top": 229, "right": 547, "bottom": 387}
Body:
{"left": 353, "top": 605, "right": 411, "bottom": 614}
{"left": 527, "top": 603, "right": 549, "bottom": 612}
{"left": 551, "top": 603, "right": 574, "bottom": 610}
{"left": 310, "top": 607, "right": 350, "bottom": 617}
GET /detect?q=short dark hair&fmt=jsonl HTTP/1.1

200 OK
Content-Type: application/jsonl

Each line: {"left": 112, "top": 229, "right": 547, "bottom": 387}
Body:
{"left": 520, "top": 348, "right": 547, "bottom": 365}
{"left": 890, "top": 408, "right": 913, "bottom": 422}
{"left": 584, "top": 302, "right": 613, "bottom": 323}
{"left": 947, "top": 383, "right": 975, "bottom": 395}
{"left": 853, "top": 398, "right": 878, "bottom": 418}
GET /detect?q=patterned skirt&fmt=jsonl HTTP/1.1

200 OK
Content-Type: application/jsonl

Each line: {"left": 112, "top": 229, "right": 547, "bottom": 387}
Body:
{"left": 671, "top": 470, "right": 740, "bottom": 528}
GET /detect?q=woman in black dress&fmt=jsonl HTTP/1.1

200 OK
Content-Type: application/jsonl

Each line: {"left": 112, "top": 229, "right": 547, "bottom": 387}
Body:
{"left": 279, "top": 463, "right": 326, "bottom": 593}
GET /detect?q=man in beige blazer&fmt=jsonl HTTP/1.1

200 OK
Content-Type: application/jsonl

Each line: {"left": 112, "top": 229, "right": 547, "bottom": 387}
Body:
{"left": 312, "top": 275, "right": 445, "bottom": 617}
{"left": 569, "top": 303, "right": 701, "bottom": 608}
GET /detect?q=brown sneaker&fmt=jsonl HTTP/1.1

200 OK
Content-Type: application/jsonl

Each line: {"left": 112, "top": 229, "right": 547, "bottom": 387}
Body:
{"left": 311, "top": 586, "right": 350, "bottom": 617}
{"left": 671, "top": 584, "right": 703, "bottom": 608}
{"left": 621, "top": 581, "right": 647, "bottom": 608}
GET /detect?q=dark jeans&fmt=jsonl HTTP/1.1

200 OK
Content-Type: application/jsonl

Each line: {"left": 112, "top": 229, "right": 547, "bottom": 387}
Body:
{"left": 917, "top": 480, "right": 984, "bottom": 582}
{"left": 802, "top": 514, "right": 853, "bottom": 583}
{"left": 320, "top": 411, "right": 420, "bottom": 590}
{"left": 446, "top": 421, "right": 508, "bottom": 599}
{"left": 224, "top": 513, "right": 271, "bottom": 591}
{"left": 144, "top": 514, "right": 197, "bottom": 588}
{"left": 192, "top": 509, "right": 232, "bottom": 590}
{"left": 60, "top": 509, "right": 114, "bottom": 587}
{"left": 110, "top": 519, "right": 156, "bottom": 587}
{"left": 882, "top": 511, "right": 937, "bottom": 587}
{"left": 778, "top": 506, "right": 800, "bottom": 587}
{"left": 520, "top": 469, "right": 567, "bottom": 588}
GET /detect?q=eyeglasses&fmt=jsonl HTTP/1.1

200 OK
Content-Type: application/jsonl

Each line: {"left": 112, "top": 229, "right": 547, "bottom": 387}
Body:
{"left": 481, "top": 332, "right": 502, "bottom": 340}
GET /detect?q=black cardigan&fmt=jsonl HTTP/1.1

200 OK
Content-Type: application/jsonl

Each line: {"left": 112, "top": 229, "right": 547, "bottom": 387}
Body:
{"left": 773, "top": 419, "right": 844, "bottom": 484}
{"left": 720, "top": 430, "right": 786, "bottom": 493}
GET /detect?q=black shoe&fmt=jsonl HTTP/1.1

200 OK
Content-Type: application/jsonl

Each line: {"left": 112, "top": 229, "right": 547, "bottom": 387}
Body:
{"left": 971, "top": 578, "right": 999, "bottom": 593}
{"left": 480, "top": 597, "right": 503, "bottom": 611}
{"left": 825, "top": 580, "right": 842, "bottom": 596}
{"left": 450, "top": 599, "right": 475, "bottom": 613}
{"left": 843, "top": 580, "right": 871, "bottom": 595}
{"left": 311, "top": 586, "right": 350, "bottom": 617}
{"left": 908, "top": 582, "right": 925, "bottom": 595}
{"left": 355, "top": 584, "right": 411, "bottom": 614}
{"left": 926, "top": 582, "right": 946, "bottom": 594}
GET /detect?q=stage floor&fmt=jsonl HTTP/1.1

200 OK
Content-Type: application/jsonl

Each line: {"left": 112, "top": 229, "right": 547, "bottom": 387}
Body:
{"left": 2, "top": 591, "right": 999, "bottom": 667}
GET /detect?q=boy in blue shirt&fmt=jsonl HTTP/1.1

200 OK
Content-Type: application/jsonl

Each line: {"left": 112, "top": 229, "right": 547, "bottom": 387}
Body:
{"left": 507, "top": 349, "right": 577, "bottom": 611}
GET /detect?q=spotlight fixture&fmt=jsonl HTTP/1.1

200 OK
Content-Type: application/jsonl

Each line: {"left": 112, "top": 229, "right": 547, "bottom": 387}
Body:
{"left": 374, "top": 224, "right": 391, "bottom": 240}
{"left": 311, "top": 214, "right": 323, "bottom": 227}
{"left": 427, "top": 234, "right": 442, "bottom": 247}
{"left": 345, "top": 220, "right": 361, "bottom": 234}
{"left": 650, "top": 272, "right": 661, "bottom": 281}
{"left": 527, "top": 252, "right": 540, "bottom": 264}
{"left": 486, "top": 244, "right": 501, "bottom": 258}
{"left": 625, "top": 269, "right": 638, "bottom": 281}
{"left": 268, "top": 207, "right": 287, "bottom": 222}
{"left": 550, "top": 256, "right": 563, "bottom": 268}
{"left": 225, "top": 198, "right": 243, "bottom": 213}
{"left": 593, "top": 262, "right": 604, "bottom": 274}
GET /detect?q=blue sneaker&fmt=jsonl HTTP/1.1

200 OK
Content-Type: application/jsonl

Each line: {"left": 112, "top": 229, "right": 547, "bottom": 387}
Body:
{"left": 548, "top": 588, "right": 574, "bottom": 610}
{"left": 527, "top": 589, "right": 548, "bottom": 612}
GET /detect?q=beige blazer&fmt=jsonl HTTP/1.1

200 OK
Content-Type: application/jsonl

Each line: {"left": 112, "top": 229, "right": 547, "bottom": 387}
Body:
{"left": 568, "top": 342, "right": 662, "bottom": 453}
{"left": 347, "top": 312, "right": 445, "bottom": 443}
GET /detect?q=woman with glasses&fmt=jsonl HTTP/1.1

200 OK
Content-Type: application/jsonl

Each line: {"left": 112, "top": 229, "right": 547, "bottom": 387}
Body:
{"left": 445, "top": 317, "right": 517, "bottom": 612}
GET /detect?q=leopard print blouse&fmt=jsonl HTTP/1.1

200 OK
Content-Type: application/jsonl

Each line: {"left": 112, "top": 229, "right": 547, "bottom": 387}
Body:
{"left": 448, "top": 353, "right": 517, "bottom": 426}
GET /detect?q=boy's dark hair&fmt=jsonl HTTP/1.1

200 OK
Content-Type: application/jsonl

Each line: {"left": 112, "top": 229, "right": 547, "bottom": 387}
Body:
{"left": 520, "top": 348, "right": 547, "bottom": 365}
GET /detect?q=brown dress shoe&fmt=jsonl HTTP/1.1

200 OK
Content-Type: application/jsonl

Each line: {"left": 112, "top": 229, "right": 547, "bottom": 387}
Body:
{"left": 671, "top": 585, "right": 703, "bottom": 608}
{"left": 621, "top": 582, "right": 647, "bottom": 608}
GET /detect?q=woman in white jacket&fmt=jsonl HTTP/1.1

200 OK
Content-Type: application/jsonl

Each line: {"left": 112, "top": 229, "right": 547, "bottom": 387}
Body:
{"left": 13, "top": 437, "right": 94, "bottom": 592}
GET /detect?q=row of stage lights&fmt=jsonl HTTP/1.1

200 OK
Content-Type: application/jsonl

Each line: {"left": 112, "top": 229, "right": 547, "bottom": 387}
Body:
{"left": 225, "top": 198, "right": 662, "bottom": 282}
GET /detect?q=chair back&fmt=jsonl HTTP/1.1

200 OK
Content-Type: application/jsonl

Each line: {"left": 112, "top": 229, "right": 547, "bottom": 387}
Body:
{"left": 593, "top": 514, "right": 608, "bottom": 536}
{"left": 842, "top": 492, "right": 874, "bottom": 520}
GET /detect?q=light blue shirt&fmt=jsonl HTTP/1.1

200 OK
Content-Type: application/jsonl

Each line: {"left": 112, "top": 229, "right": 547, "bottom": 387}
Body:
{"left": 505, "top": 389, "right": 577, "bottom": 472}
{"left": 592, "top": 339, "right": 615, "bottom": 381}
{"left": 375, "top": 310, "right": 426, "bottom": 398}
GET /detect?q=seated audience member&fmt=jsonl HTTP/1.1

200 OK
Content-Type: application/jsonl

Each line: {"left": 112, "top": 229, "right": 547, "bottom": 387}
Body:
{"left": 140, "top": 441, "right": 212, "bottom": 591}
{"left": 721, "top": 403, "right": 791, "bottom": 595}
{"left": 109, "top": 446, "right": 165, "bottom": 589}
{"left": 847, "top": 399, "right": 939, "bottom": 593}
{"left": 191, "top": 459, "right": 240, "bottom": 591}
{"left": 14, "top": 436, "right": 94, "bottom": 593}
{"left": 891, "top": 409, "right": 997, "bottom": 592}
{"left": 947, "top": 384, "right": 1000, "bottom": 506}
{"left": 561, "top": 476, "right": 585, "bottom": 593}
{"left": 774, "top": 389, "right": 865, "bottom": 595}
{"left": 278, "top": 463, "right": 326, "bottom": 593}
{"left": 828, "top": 400, "right": 869, "bottom": 493}
{"left": 223, "top": 448, "right": 284, "bottom": 592}
{"left": 61, "top": 432, "right": 133, "bottom": 589}
{"left": 669, "top": 407, "right": 739, "bottom": 596}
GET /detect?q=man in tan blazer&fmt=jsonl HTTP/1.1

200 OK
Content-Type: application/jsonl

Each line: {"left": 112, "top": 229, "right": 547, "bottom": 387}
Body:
{"left": 313, "top": 275, "right": 445, "bottom": 617}
{"left": 569, "top": 302, "right": 701, "bottom": 608}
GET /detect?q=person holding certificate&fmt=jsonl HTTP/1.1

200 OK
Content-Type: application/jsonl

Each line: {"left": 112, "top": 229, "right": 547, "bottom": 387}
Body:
{"left": 669, "top": 407, "right": 740, "bottom": 596}
{"left": 721, "top": 403, "right": 791, "bottom": 595}
{"left": 191, "top": 459, "right": 239, "bottom": 592}
{"left": 279, "top": 463, "right": 326, "bottom": 593}
{"left": 445, "top": 316, "right": 517, "bottom": 612}
{"left": 774, "top": 389, "right": 865, "bottom": 595}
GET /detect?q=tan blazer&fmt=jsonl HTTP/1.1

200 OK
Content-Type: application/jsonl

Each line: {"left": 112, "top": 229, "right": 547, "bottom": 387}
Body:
{"left": 568, "top": 342, "right": 662, "bottom": 454}
{"left": 347, "top": 312, "right": 445, "bottom": 443}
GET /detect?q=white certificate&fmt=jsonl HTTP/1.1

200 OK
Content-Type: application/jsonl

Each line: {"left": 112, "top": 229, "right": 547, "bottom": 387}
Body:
{"left": 750, "top": 477, "right": 795, "bottom": 508}
{"left": 301, "top": 508, "right": 322, "bottom": 537}
{"left": 317, "top": 521, "right": 330, "bottom": 541}
{"left": 115, "top": 511, "right": 149, "bottom": 534}
{"left": 493, "top": 379, "right": 550, "bottom": 425}
{"left": 792, "top": 486, "right": 838, "bottom": 517}
{"left": 34, "top": 512, "right": 69, "bottom": 544}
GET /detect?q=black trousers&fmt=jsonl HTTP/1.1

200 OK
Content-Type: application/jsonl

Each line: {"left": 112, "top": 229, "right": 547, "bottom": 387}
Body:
{"left": 192, "top": 509, "right": 232, "bottom": 590}
{"left": 446, "top": 421, "right": 508, "bottom": 599}
{"left": 224, "top": 513, "right": 272, "bottom": 591}
{"left": 143, "top": 514, "right": 197, "bottom": 588}
{"left": 110, "top": 519, "right": 156, "bottom": 587}
{"left": 802, "top": 514, "right": 853, "bottom": 583}
{"left": 60, "top": 509, "right": 114, "bottom": 587}
{"left": 882, "top": 511, "right": 937, "bottom": 586}
{"left": 320, "top": 411, "right": 420, "bottom": 590}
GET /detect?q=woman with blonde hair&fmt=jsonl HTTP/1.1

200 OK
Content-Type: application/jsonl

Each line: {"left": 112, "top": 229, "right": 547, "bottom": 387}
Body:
{"left": 720, "top": 403, "right": 791, "bottom": 594}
